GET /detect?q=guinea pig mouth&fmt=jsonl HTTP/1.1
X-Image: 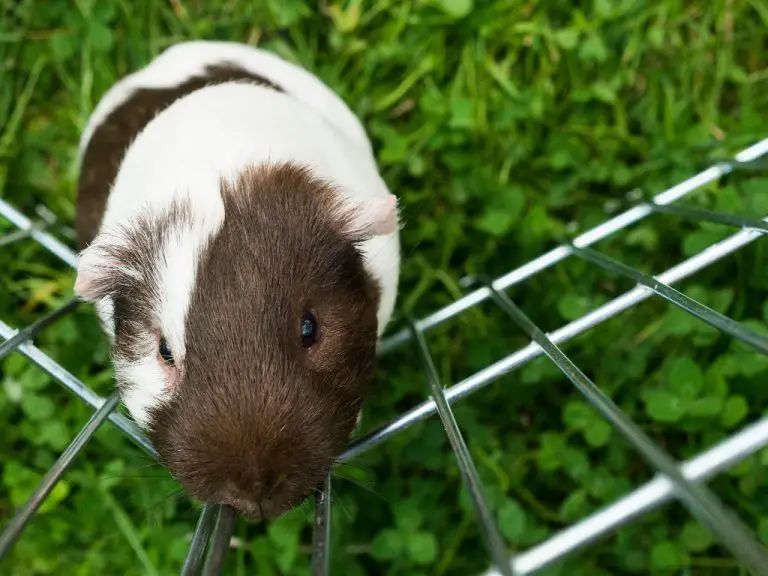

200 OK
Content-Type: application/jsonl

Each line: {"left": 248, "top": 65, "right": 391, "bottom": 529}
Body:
{"left": 208, "top": 477, "right": 322, "bottom": 523}
{"left": 238, "top": 505, "right": 284, "bottom": 523}
{"left": 223, "top": 493, "right": 308, "bottom": 523}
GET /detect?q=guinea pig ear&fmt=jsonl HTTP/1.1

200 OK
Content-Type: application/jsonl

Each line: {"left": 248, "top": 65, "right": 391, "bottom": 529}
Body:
{"left": 74, "top": 242, "right": 113, "bottom": 302}
{"left": 342, "top": 194, "right": 399, "bottom": 241}
{"left": 74, "top": 233, "right": 132, "bottom": 302}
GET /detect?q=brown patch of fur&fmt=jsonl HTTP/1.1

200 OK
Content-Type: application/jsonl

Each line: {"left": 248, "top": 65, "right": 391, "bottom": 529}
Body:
{"left": 146, "top": 163, "right": 381, "bottom": 519}
{"left": 76, "top": 62, "right": 284, "bottom": 248}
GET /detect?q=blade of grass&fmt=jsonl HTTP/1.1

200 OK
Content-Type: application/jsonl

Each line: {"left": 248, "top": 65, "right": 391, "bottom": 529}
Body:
{"left": 99, "top": 487, "right": 160, "bottom": 576}
{"left": 0, "top": 54, "right": 46, "bottom": 156}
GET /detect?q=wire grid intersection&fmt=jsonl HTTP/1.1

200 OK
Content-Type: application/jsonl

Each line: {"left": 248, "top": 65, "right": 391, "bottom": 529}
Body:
{"left": 0, "top": 137, "right": 767, "bottom": 575}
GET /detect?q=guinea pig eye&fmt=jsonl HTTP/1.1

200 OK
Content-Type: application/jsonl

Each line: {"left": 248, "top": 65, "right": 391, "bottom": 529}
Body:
{"left": 158, "top": 337, "right": 175, "bottom": 365}
{"left": 300, "top": 312, "right": 318, "bottom": 347}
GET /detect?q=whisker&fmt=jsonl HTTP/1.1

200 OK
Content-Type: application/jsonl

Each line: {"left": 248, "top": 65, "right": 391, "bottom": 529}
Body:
{"left": 333, "top": 460, "right": 374, "bottom": 476}
{"left": 101, "top": 474, "right": 175, "bottom": 480}
{"left": 332, "top": 470, "right": 374, "bottom": 487}
{"left": 329, "top": 492, "right": 352, "bottom": 521}
{"left": 121, "top": 461, "right": 161, "bottom": 470}
{"left": 332, "top": 473, "right": 389, "bottom": 504}
{"left": 114, "top": 485, "right": 184, "bottom": 515}
{"left": 139, "top": 489, "right": 187, "bottom": 526}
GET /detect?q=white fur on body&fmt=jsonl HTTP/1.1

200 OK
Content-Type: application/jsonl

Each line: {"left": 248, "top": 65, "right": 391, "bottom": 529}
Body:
{"left": 76, "top": 41, "right": 400, "bottom": 428}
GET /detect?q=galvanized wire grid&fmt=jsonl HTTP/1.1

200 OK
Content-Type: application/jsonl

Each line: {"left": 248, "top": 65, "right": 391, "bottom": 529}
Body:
{"left": 1, "top": 137, "right": 768, "bottom": 575}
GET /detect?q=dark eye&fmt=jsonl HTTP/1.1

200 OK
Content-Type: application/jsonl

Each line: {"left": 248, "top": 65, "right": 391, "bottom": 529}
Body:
{"left": 159, "top": 337, "right": 174, "bottom": 365}
{"left": 300, "top": 312, "right": 318, "bottom": 347}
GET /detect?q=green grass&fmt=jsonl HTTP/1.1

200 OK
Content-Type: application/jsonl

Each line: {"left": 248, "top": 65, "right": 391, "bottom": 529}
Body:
{"left": 2, "top": 0, "right": 768, "bottom": 574}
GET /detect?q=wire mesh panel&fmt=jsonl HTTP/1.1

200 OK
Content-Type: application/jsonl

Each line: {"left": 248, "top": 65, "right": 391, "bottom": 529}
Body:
{"left": 1, "top": 137, "right": 768, "bottom": 574}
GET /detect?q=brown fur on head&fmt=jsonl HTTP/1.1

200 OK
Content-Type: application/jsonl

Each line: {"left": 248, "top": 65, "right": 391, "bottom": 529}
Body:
{"left": 80, "top": 163, "right": 382, "bottom": 519}
{"left": 148, "top": 164, "right": 381, "bottom": 518}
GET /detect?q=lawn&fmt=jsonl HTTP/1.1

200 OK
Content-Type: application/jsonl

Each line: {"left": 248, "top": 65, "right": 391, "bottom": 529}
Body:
{"left": 2, "top": 0, "right": 768, "bottom": 574}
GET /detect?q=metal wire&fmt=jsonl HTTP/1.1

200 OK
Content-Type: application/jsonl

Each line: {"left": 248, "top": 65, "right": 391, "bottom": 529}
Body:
{"left": 1, "top": 137, "right": 767, "bottom": 574}
{"left": 378, "top": 137, "right": 768, "bottom": 355}
{"left": 0, "top": 226, "right": 40, "bottom": 248}
{"left": 0, "top": 324, "right": 155, "bottom": 463}
{"left": 0, "top": 197, "right": 78, "bottom": 267}
{"left": 482, "top": 415, "right": 768, "bottom": 576}
{"left": 181, "top": 505, "right": 219, "bottom": 576}
{"left": 312, "top": 473, "right": 333, "bottom": 576}
{"left": 409, "top": 319, "right": 513, "bottom": 576}
{"left": 649, "top": 201, "right": 768, "bottom": 232}
{"left": 483, "top": 280, "right": 768, "bottom": 575}
{"left": 571, "top": 243, "right": 768, "bottom": 354}
{"left": 0, "top": 298, "right": 79, "bottom": 360}
{"left": 0, "top": 318, "right": 157, "bottom": 458}
{"left": 201, "top": 506, "right": 237, "bottom": 576}
{"left": 342, "top": 222, "right": 767, "bottom": 463}
{"left": 0, "top": 392, "right": 121, "bottom": 557}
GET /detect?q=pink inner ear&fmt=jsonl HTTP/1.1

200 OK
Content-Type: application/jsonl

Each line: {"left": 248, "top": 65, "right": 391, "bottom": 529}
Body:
{"left": 358, "top": 194, "right": 398, "bottom": 237}
{"left": 74, "top": 270, "right": 99, "bottom": 301}
{"left": 74, "top": 245, "right": 107, "bottom": 302}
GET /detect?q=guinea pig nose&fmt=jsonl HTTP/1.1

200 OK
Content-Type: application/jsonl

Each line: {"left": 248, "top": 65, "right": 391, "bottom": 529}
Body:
{"left": 223, "top": 472, "right": 284, "bottom": 507}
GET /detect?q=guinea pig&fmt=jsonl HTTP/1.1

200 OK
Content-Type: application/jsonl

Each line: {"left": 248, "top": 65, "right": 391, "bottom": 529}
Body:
{"left": 72, "top": 40, "right": 400, "bottom": 520}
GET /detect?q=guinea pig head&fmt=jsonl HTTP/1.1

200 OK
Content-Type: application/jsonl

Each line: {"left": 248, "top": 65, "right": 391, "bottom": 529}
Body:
{"left": 74, "top": 162, "right": 398, "bottom": 519}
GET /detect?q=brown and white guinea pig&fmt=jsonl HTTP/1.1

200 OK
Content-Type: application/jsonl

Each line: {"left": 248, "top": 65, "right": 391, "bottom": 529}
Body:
{"left": 72, "top": 41, "right": 400, "bottom": 520}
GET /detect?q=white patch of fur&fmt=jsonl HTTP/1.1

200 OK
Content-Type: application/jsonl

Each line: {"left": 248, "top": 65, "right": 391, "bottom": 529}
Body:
{"left": 155, "top": 220, "right": 216, "bottom": 364}
{"left": 115, "top": 348, "right": 170, "bottom": 428}
{"left": 94, "top": 298, "right": 115, "bottom": 342}
{"left": 81, "top": 42, "right": 400, "bottom": 429}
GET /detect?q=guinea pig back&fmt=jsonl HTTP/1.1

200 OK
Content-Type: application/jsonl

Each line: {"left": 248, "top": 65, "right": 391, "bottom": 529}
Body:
{"left": 73, "top": 41, "right": 400, "bottom": 519}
